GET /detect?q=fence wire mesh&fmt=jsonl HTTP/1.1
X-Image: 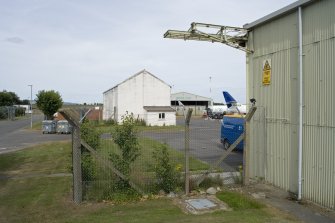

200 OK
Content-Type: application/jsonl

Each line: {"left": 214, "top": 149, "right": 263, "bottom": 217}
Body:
{"left": 79, "top": 113, "right": 243, "bottom": 201}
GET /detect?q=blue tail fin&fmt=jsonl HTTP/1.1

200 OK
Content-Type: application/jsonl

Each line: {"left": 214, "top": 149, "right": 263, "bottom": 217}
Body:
{"left": 223, "top": 91, "right": 237, "bottom": 108}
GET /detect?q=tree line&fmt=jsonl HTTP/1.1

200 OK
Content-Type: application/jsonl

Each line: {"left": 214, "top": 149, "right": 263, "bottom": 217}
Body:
{"left": 0, "top": 90, "right": 63, "bottom": 120}
{"left": 0, "top": 91, "right": 30, "bottom": 106}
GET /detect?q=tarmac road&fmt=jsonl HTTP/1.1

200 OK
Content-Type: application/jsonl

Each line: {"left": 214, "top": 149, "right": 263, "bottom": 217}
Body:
{"left": 142, "top": 117, "right": 243, "bottom": 172}
{"left": 0, "top": 115, "right": 70, "bottom": 154}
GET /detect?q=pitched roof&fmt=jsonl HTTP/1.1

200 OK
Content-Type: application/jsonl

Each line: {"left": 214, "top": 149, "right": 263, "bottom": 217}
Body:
{"left": 103, "top": 69, "right": 171, "bottom": 94}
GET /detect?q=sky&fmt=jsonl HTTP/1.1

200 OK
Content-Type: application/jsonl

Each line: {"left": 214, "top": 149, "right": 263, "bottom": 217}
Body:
{"left": 1, "top": 0, "right": 297, "bottom": 104}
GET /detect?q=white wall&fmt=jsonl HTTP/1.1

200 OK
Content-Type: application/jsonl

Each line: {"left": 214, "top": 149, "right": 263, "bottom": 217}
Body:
{"left": 103, "top": 70, "right": 173, "bottom": 124}
{"left": 103, "top": 87, "right": 118, "bottom": 120}
{"left": 117, "top": 71, "right": 171, "bottom": 122}
{"left": 145, "top": 112, "right": 176, "bottom": 126}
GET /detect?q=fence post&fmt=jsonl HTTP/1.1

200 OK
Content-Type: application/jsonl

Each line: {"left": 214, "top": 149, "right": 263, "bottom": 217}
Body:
{"left": 184, "top": 108, "right": 193, "bottom": 195}
{"left": 59, "top": 109, "right": 82, "bottom": 204}
{"left": 72, "top": 124, "right": 82, "bottom": 203}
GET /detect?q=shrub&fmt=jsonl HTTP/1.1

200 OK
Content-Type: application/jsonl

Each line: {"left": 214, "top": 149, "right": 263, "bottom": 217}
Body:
{"left": 104, "top": 118, "right": 116, "bottom": 125}
{"left": 109, "top": 113, "right": 141, "bottom": 189}
{"left": 152, "top": 144, "right": 180, "bottom": 193}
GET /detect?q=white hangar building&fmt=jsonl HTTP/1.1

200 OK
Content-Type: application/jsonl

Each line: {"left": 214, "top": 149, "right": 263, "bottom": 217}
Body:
{"left": 103, "top": 70, "right": 176, "bottom": 126}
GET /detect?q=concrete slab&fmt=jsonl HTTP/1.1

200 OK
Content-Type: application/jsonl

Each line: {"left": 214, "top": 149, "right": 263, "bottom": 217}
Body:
{"left": 174, "top": 195, "right": 230, "bottom": 215}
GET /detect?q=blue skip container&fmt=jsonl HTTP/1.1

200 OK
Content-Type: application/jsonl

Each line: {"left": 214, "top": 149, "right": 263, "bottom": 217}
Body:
{"left": 220, "top": 115, "right": 244, "bottom": 151}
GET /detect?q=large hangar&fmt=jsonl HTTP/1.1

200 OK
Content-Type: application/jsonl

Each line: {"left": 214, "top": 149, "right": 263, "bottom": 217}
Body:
{"left": 245, "top": 0, "right": 335, "bottom": 210}
{"left": 171, "top": 92, "right": 211, "bottom": 116}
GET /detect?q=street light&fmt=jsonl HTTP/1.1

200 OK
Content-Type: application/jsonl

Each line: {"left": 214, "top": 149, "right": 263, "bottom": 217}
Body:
{"left": 28, "top": 85, "right": 33, "bottom": 129}
{"left": 209, "top": 76, "right": 212, "bottom": 106}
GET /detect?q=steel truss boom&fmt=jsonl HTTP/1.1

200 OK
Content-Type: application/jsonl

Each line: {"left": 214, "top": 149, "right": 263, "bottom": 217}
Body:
{"left": 164, "top": 22, "right": 252, "bottom": 53}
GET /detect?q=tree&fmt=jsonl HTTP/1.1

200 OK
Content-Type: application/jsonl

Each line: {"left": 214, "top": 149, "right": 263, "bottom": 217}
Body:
{"left": 0, "top": 91, "right": 20, "bottom": 106}
{"left": 36, "top": 90, "right": 63, "bottom": 119}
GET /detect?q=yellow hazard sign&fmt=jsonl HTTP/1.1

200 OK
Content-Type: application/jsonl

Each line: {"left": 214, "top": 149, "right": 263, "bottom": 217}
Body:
{"left": 262, "top": 59, "right": 271, "bottom": 85}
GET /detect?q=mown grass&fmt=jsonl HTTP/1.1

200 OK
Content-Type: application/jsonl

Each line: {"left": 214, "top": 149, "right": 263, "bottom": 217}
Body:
{"left": 0, "top": 142, "right": 299, "bottom": 223}
{"left": 0, "top": 142, "right": 71, "bottom": 176}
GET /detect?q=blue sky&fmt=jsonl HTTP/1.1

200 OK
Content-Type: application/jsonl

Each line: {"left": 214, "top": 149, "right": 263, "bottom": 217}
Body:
{"left": 1, "top": 0, "right": 296, "bottom": 104}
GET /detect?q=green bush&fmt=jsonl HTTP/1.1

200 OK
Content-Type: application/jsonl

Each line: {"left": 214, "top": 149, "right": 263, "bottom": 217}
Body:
{"left": 152, "top": 144, "right": 180, "bottom": 193}
{"left": 199, "top": 175, "right": 223, "bottom": 189}
{"left": 104, "top": 118, "right": 116, "bottom": 125}
{"left": 15, "top": 107, "right": 26, "bottom": 117}
{"left": 109, "top": 113, "right": 141, "bottom": 190}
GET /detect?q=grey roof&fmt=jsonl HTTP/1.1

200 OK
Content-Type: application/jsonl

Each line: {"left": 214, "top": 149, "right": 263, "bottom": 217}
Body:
{"left": 243, "top": 0, "right": 315, "bottom": 29}
{"left": 143, "top": 106, "right": 175, "bottom": 112}
{"left": 103, "top": 69, "right": 171, "bottom": 94}
{"left": 171, "top": 92, "right": 211, "bottom": 102}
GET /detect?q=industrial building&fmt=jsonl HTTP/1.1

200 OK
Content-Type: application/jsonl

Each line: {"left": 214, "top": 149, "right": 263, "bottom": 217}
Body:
{"left": 103, "top": 70, "right": 176, "bottom": 126}
{"left": 245, "top": 0, "right": 335, "bottom": 210}
{"left": 171, "top": 92, "right": 211, "bottom": 116}
{"left": 164, "top": 0, "right": 334, "bottom": 210}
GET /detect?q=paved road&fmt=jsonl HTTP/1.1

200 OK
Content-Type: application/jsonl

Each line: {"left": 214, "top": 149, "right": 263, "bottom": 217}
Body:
{"left": 143, "top": 117, "right": 243, "bottom": 172}
{"left": 0, "top": 115, "right": 70, "bottom": 154}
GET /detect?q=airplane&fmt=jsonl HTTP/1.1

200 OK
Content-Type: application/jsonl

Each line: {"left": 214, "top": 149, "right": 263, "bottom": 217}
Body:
{"left": 222, "top": 91, "right": 247, "bottom": 114}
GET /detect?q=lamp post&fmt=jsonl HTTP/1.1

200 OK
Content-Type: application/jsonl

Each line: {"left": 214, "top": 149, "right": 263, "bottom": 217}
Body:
{"left": 209, "top": 76, "right": 212, "bottom": 106}
{"left": 28, "top": 85, "right": 33, "bottom": 129}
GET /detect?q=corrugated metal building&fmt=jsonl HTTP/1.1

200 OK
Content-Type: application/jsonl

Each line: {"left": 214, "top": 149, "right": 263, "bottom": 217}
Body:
{"left": 245, "top": 0, "right": 334, "bottom": 209}
{"left": 171, "top": 92, "right": 212, "bottom": 116}
{"left": 103, "top": 70, "right": 176, "bottom": 126}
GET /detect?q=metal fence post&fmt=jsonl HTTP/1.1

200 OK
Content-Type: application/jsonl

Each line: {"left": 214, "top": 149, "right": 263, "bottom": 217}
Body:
{"left": 184, "top": 108, "right": 193, "bottom": 195}
{"left": 59, "top": 109, "right": 82, "bottom": 204}
{"left": 72, "top": 124, "right": 82, "bottom": 203}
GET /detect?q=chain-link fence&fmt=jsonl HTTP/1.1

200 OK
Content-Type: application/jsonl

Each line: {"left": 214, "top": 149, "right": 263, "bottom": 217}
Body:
{"left": 0, "top": 106, "right": 26, "bottom": 120}
{"left": 61, "top": 109, "right": 244, "bottom": 202}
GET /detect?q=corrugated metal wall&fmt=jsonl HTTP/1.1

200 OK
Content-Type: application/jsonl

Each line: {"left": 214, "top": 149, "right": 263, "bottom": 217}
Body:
{"left": 247, "top": 11, "right": 299, "bottom": 192}
{"left": 301, "top": 0, "right": 335, "bottom": 210}
{"left": 247, "top": 0, "right": 335, "bottom": 209}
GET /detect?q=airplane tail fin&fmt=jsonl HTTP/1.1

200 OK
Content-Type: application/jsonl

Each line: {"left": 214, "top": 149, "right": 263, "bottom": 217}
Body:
{"left": 223, "top": 91, "right": 237, "bottom": 108}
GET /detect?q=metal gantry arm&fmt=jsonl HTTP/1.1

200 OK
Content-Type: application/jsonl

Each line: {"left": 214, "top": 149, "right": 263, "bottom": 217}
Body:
{"left": 164, "top": 22, "right": 252, "bottom": 53}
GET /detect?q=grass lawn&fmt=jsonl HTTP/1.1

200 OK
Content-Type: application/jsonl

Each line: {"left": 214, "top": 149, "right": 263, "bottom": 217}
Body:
{"left": 0, "top": 142, "right": 299, "bottom": 223}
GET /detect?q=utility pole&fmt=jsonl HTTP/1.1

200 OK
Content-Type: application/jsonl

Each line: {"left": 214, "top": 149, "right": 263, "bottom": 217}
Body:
{"left": 28, "top": 85, "right": 33, "bottom": 129}
{"left": 209, "top": 76, "right": 212, "bottom": 106}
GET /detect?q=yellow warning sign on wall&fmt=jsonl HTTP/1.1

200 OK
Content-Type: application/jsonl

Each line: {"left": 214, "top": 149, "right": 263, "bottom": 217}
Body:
{"left": 262, "top": 59, "right": 271, "bottom": 85}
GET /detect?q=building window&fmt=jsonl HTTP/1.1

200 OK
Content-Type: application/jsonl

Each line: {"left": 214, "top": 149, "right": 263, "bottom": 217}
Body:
{"left": 159, "top": 113, "right": 165, "bottom": 119}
